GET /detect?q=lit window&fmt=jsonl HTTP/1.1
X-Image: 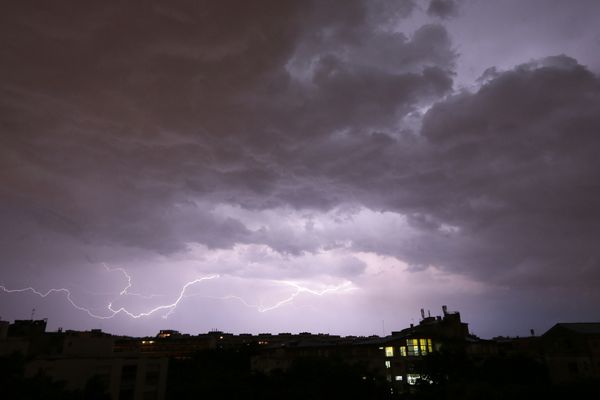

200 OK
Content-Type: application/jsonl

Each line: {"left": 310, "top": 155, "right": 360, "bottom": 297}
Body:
{"left": 407, "top": 374, "right": 420, "bottom": 385}
{"left": 385, "top": 361, "right": 391, "bottom": 369}
{"left": 420, "top": 338, "right": 428, "bottom": 355}
{"left": 395, "top": 375, "right": 403, "bottom": 381}
{"left": 399, "top": 347, "right": 407, "bottom": 357}
{"left": 385, "top": 346, "right": 394, "bottom": 357}
{"left": 427, "top": 338, "right": 433, "bottom": 353}
{"left": 407, "top": 339, "right": 419, "bottom": 356}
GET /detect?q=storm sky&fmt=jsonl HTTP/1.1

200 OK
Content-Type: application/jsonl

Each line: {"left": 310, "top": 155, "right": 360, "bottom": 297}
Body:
{"left": 1, "top": 0, "right": 600, "bottom": 338}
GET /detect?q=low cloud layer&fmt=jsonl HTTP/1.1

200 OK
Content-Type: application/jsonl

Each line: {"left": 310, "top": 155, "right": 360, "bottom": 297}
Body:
{"left": 1, "top": 1, "right": 599, "bottom": 337}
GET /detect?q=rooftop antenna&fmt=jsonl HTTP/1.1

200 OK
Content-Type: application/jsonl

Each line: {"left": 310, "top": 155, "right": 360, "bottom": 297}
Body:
{"left": 31, "top": 308, "right": 36, "bottom": 320}
{"left": 420, "top": 308, "right": 425, "bottom": 320}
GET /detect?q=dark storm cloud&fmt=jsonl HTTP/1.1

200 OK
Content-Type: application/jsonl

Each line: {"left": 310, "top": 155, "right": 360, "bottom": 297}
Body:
{"left": 2, "top": 0, "right": 599, "bottom": 336}
{"left": 1, "top": 0, "right": 308, "bottom": 246}
{"left": 232, "top": 55, "right": 600, "bottom": 292}
{"left": 0, "top": 0, "right": 454, "bottom": 262}
{"left": 397, "top": 56, "right": 600, "bottom": 288}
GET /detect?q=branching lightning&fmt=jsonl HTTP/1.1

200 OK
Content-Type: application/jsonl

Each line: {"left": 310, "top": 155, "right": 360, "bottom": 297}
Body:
{"left": 107, "top": 275, "right": 219, "bottom": 319}
{"left": 256, "top": 280, "right": 354, "bottom": 312}
{"left": 1, "top": 265, "right": 353, "bottom": 320}
{"left": 101, "top": 263, "right": 164, "bottom": 299}
{"left": 0, "top": 285, "right": 116, "bottom": 320}
{"left": 103, "top": 263, "right": 132, "bottom": 296}
{"left": 1, "top": 266, "right": 218, "bottom": 320}
{"left": 185, "top": 280, "right": 354, "bottom": 312}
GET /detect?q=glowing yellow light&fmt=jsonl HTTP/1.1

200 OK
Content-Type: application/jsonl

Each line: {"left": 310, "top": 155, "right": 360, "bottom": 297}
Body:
{"left": 385, "top": 346, "right": 394, "bottom": 357}
{"left": 407, "top": 374, "right": 420, "bottom": 385}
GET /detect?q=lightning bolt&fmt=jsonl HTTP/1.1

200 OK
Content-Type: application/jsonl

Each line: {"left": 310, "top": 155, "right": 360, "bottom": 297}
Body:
{"left": 107, "top": 275, "right": 219, "bottom": 319}
{"left": 257, "top": 280, "right": 354, "bottom": 312}
{"left": 0, "top": 285, "right": 116, "bottom": 320}
{"left": 103, "top": 263, "right": 132, "bottom": 295}
{"left": 0, "top": 265, "right": 219, "bottom": 320}
{"left": 1, "top": 266, "right": 353, "bottom": 320}
{"left": 101, "top": 263, "right": 163, "bottom": 299}
{"left": 186, "top": 280, "right": 354, "bottom": 312}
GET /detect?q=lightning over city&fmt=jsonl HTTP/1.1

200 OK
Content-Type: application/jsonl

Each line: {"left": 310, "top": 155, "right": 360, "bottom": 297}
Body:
{"left": 2, "top": 0, "right": 600, "bottom": 342}
{"left": 3, "top": 1, "right": 600, "bottom": 397}
{"left": 1, "top": 264, "right": 354, "bottom": 321}
{"left": 1, "top": 265, "right": 220, "bottom": 319}
{"left": 194, "top": 280, "right": 355, "bottom": 313}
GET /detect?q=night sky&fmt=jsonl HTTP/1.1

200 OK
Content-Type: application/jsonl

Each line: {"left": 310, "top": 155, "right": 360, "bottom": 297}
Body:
{"left": 2, "top": 0, "right": 600, "bottom": 339}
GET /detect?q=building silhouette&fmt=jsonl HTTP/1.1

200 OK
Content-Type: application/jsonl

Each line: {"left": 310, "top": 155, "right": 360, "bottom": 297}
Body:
{"left": 1, "top": 308, "right": 599, "bottom": 399}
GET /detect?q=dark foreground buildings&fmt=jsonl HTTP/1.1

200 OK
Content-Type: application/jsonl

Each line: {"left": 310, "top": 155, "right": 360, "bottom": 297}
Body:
{"left": 1, "top": 307, "right": 599, "bottom": 399}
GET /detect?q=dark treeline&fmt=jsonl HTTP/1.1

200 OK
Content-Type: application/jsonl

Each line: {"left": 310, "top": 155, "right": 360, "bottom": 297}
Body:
{"left": 166, "top": 348, "right": 389, "bottom": 400}
{"left": 167, "top": 348, "right": 600, "bottom": 400}
{"left": 2, "top": 348, "right": 599, "bottom": 399}
{"left": 412, "top": 349, "right": 600, "bottom": 400}
{"left": 0, "top": 352, "right": 110, "bottom": 400}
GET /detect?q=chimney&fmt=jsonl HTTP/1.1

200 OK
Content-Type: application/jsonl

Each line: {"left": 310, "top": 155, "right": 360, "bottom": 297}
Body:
{"left": 420, "top": 308, "right": 425, "bottom": 320}
{"left": 530, "top": 329, "right": 535, "bottom": 336}
{"left": 442, "top": 305, "right": 448, "bottom": 315}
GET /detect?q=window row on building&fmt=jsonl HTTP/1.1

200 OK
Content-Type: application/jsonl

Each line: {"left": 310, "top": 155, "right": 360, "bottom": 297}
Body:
{"left": 384, "top": 338, "right": 433, "bottom": 357}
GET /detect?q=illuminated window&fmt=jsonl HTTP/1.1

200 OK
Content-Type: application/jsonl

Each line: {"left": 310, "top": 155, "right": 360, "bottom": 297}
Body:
{"left": 407, "top": 374, "right": 420, "bottom": 385}
{"left": 405, "top": 338, "right": 433, "bottom": 356}
{"left": 399, "top": 346, "right": 407, "bottom": 357}
{"left": 385, "top": 361, "right": 391, "bottom": 369}
{"left": 385, "top": 346, "right": 394, "bottom": 357}
{"left": 394, "top": 375, "right": 403, "bottom": 381}
{"left": 407, "top": 339, "right": 419, "bottom": 356}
